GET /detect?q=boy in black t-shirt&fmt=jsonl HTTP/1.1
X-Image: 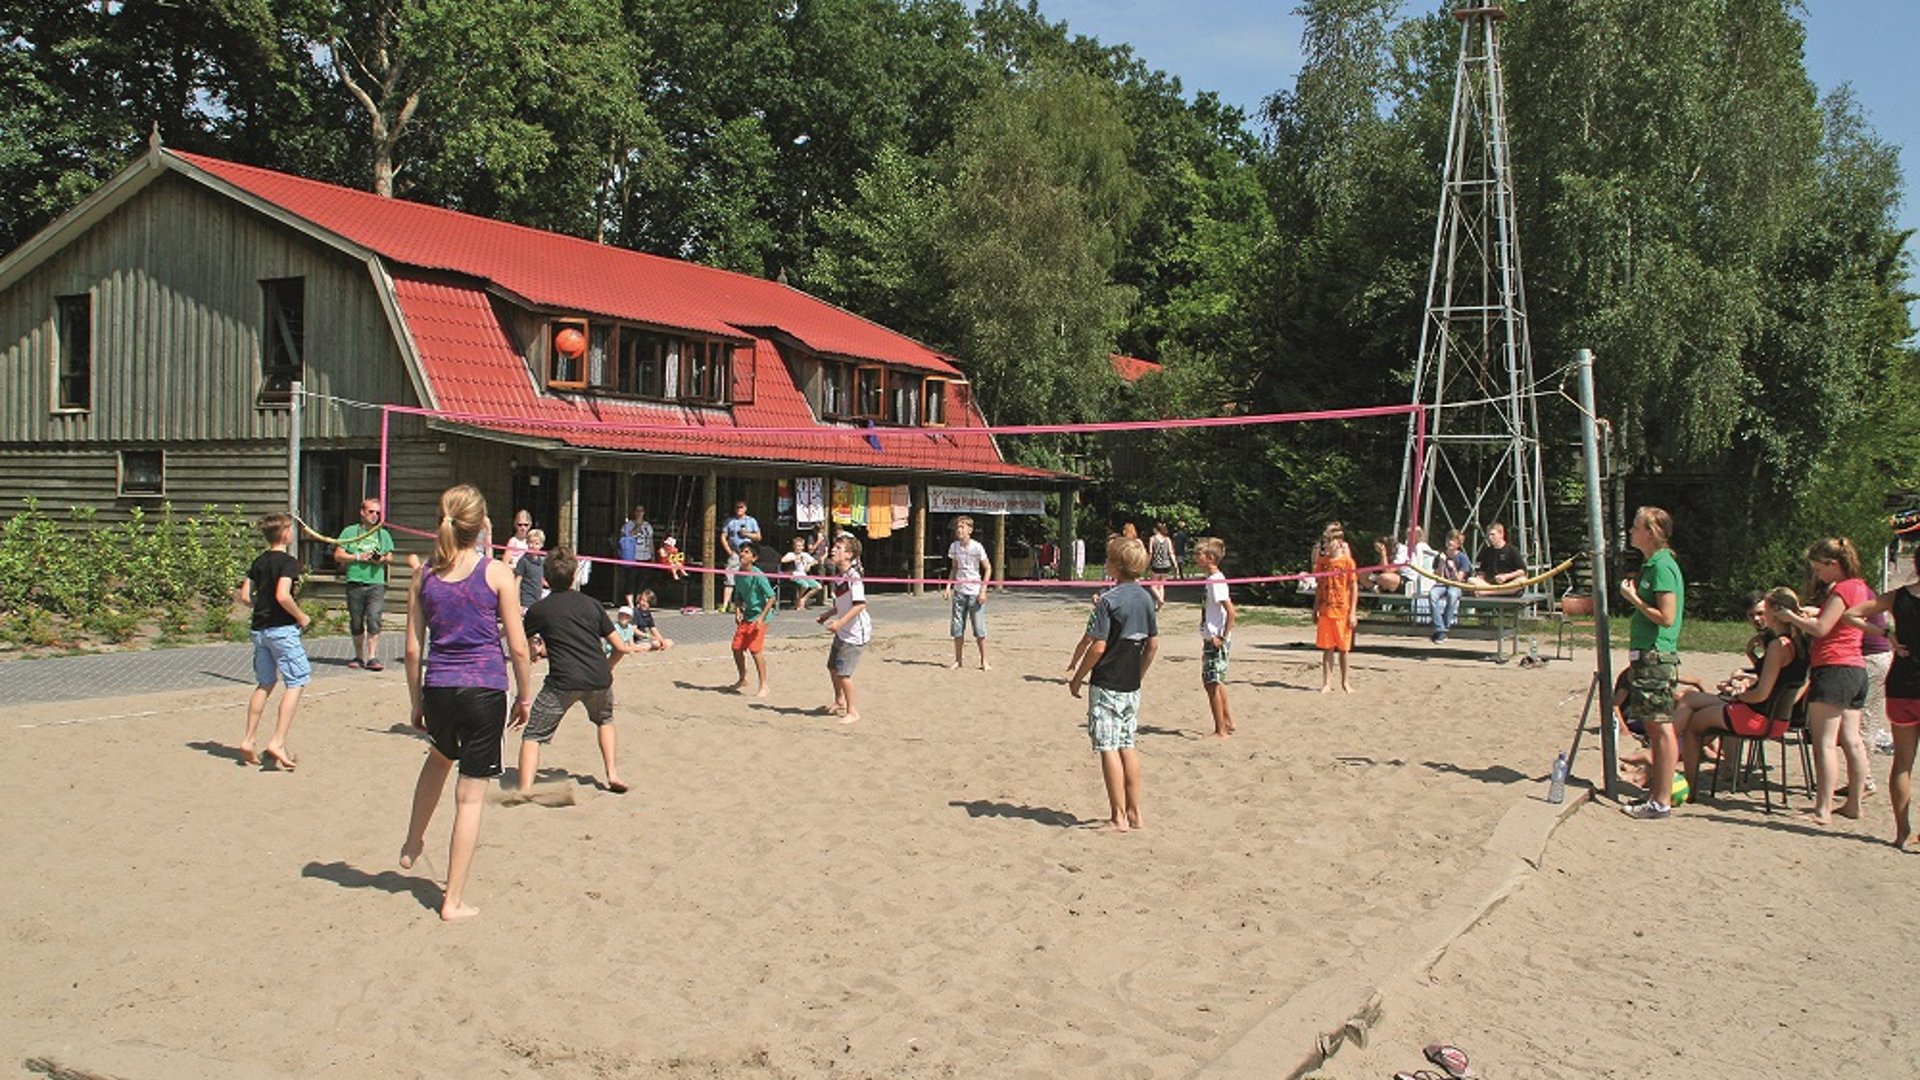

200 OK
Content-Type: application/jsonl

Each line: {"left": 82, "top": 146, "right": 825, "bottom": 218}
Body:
{"left": 516, "top": 549, "right": 647, "bottom": 796}
{"left": 235, "top": 512, "right": 310, "bottom": 770}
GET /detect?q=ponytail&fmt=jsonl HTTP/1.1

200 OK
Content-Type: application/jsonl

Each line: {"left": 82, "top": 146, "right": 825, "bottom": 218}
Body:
{"left": 430, "top": 484, "right": 487, "bottom": 576}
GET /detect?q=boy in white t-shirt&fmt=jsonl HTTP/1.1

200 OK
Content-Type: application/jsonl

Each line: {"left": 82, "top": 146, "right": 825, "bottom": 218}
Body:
{"left": 944, "top": 515, "right": 993, "bottom": 670}
{"left": 1195, "top": 537, "right": 1236, "bottom": 738}
{"left": 817, "top": 535, "right": 871, "bottom": 724}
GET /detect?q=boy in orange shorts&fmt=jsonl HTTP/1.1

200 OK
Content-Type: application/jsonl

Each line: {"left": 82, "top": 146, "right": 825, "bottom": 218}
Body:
{"left": 730, "top": 544, "right": 776, "bottom": 697}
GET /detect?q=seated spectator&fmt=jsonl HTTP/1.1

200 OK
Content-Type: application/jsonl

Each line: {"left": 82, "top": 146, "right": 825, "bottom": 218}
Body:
{"left": 1361, "top": 536, "right": 1403, "bottom": 594}
{"left": 1467, "top": 521, "right": 1527, "bottom": 594}
{"left": 1674, "top": 587, "right": 1809, "bottom": 795}
{"left": 1429, "top": 529, "right": 1472, "bottom": 642}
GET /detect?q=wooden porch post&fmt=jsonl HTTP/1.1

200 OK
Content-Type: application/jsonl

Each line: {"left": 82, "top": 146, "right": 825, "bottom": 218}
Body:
{"left": 993, "top": 513, "right": 1007, "bottom": 594}
{"left": 912, "top": 488, "right": 927, "bottom": 597}
{"left": 1059, "top": 486, "right": 1078, "bottom": 581}
{"left": 702, "top": 469, "right": 718, "bottom": 611}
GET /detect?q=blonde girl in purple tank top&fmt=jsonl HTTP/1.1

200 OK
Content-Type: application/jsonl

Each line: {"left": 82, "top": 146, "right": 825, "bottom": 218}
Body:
{"left": 399, "top": 485, "right": 534, "bottom": 921}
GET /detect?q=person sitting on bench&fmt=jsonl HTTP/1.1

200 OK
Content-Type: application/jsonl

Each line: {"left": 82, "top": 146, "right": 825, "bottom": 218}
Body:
{"left": 1467, "top": 521, "right": 1527, "bottom": 595}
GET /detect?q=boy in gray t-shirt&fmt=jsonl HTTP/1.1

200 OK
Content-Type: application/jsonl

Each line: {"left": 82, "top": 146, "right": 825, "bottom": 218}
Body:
{"left": 1069, "top": 535, "right": 1159, "bottom": 833}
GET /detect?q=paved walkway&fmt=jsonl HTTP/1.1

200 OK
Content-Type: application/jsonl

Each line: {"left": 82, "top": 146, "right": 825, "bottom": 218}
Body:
{"left": 0, "top": 592, "right": 1081, "bottom": 707}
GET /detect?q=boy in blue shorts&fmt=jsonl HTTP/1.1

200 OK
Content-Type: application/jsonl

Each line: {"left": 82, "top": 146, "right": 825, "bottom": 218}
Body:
{"left": 236, "top": 512, "right": 310, "bottom": 770}
{"left": 1068, "top": 535, "right": 1158, "bottom": 832}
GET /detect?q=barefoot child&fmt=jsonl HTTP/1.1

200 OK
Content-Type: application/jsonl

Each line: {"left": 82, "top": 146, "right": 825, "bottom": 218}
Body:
{"left": 516, "top": 549, "right": 645, "bottom": 796}
{"left": 400, "top": 485, "right": 534, "bottom": 920}
{"left": 817, "top": 534, "right": 870, "bottom": 723}
{"left": 730, "top": 544, "right": 776, "bottom": 697}
{"left": 945, "top": 515, "right": 992, "bottom": 670}
{"left": 1195, "top": 537, "right": 1235, "bottom": 737}
{"left": 1313, "top": 522, "right": 1358, "bottom": 693}
{"left": 633, "top": 590, "right": 674, "bottom": 650}
{"left": 782, "top": 535, "right": 823, "bottom": 610}
{"left": 236, "top": 512, "right": 310, "bottom": 770}
{"left": 1068, "top": 535, "right": 1158, "bottom": 832}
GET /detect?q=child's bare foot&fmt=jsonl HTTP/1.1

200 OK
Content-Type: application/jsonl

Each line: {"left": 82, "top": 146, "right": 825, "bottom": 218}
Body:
{"left": 398, "top": 840, "right": 424, "bottom": 869}
{"left": 1094, "top": 820, "right": 1130, "bottom": 834}
{"left": 1894, "top": 829, "right": 1911, "bottom": 850}
{"left": 1341, "top": 680, "right": 1355, "bottom": 693}
{"left": 1796, "top": 810, "right": 1832, "bottom": 826}
{"left": 1835, "top": 801, "right": 1861, "bottom": 820}
{"left": 1225, "top": 720, "right": 1236, "bottom": 734}
{"left": 263, "top": 745, "right": 296, "bottom": 771}
{"left": 726, "top": 680, "right": 746, "bottom": 693}
{"left": 1126, "top": 812, "right": 1143, "bottom": 830}
{"left": 980, "top": 662, "right": 992, "bottom": 671}
{"left": 1319, "top": 684, "right": 1333, "bottom": 694}
{"left": 755, "top": 685, "right": 769, "bottom": 699}
{"left": 237, "top": 743, "right": 259, "bottom": 766}
{"left": 1211, "top": 730, "right": 1231, "bottom": 740}
{"left": 838, "top": 712, "right": 860, "bottom": 725}
{"left": 439, "top": 903, "right": 479, "bottom": 922}
{"left": 949, "top": 660, "right": 963, "bottom": 670}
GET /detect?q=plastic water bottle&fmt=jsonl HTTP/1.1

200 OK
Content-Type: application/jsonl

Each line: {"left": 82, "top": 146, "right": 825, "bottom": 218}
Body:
{"left": 1548, "top": 751, "right": 1568, "bottom": 805}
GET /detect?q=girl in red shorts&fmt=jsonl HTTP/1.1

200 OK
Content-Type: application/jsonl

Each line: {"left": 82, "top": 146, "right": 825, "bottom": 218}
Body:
{"left": 1677, "top": 587, "right": 1808, "bottom": 797}
{"left": 1843, "top": 546, "right": 1920, "bottom": 848}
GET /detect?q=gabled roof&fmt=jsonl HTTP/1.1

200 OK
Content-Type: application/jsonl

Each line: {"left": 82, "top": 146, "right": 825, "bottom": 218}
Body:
{"left": 392, "top": 274, "right": 1052, "bottom": 478}
{"left": 169, "top": 151, "right": 962, "bottom": 375}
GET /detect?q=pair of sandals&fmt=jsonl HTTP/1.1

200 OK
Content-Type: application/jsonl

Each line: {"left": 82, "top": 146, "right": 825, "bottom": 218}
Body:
{"left": 1393, "top": 1043, "right": 1475, "bottom": 1080}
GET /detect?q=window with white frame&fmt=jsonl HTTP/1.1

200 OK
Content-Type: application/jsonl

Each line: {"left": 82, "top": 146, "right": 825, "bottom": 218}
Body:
{"left": 55, "top": 293, "right": 91, "bottom": 411}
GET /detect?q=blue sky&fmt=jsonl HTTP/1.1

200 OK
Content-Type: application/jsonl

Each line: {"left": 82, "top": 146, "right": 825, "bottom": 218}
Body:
{"left": 1033, "top": 0, "right": 1918, "bottom": 292}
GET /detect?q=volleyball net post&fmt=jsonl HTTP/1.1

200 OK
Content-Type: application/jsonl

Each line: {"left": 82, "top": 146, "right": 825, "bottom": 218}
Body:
{"left": 1572, "top": 348, "right": 1619, "bottom": 799}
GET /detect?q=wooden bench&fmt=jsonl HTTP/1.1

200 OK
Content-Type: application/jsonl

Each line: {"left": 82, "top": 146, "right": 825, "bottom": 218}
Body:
{"left": 1360, "top": 591, "right": 1545, "bottom": 658}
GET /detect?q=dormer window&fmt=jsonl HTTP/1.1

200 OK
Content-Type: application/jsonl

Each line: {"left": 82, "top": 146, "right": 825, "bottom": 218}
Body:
{"left": 855, "top": 364, "right": 885, "bottom": 419}
{"left": 887, "top": 371, "right": 919, "bottom": 425}
{"left": 822, "top": 362, "right": 851, "bottom": 417}
{"left": 923, "top": 377, "right": 949, "bottom": 426}
{"left": 548, "top": 318, "right": 588, "bottom": 389}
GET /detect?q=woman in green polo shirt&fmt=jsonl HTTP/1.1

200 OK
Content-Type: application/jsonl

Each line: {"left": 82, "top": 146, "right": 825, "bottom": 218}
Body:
{"left": 1620, "top": 506, "right": 1684, "bottom": 820}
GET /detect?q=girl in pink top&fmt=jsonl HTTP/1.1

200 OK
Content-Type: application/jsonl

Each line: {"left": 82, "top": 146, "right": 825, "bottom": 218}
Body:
{"left": 1781, "top": 536, "right": 1875, "bottom": 824}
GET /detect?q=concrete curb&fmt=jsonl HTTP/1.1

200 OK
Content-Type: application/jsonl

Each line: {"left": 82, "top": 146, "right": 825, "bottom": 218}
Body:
{"left": 1192, "top": 782, "right": 1590, "bottom": 1080}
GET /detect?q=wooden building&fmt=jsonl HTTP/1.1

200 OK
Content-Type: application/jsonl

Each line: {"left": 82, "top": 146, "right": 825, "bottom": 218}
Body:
{"left": 0, "top": 140, "right": 1066, "bottom": 604}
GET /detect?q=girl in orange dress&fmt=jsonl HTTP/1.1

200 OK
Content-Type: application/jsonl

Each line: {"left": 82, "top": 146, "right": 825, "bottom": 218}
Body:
{"left": 1313, "top": 522, "right": 1358, "bottom": 693}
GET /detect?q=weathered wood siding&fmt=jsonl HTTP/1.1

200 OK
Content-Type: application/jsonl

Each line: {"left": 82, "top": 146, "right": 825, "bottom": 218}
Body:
{"left": 0, "top": 442, "right": 287, "bottom": 527}
{"left": 0, "top": 173, "right": 416, "bottom": 445}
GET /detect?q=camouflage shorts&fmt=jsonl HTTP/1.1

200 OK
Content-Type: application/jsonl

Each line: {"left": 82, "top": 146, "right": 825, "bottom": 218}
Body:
{"left": 1625, "top": 652, "right": 1680, "bottom": 723}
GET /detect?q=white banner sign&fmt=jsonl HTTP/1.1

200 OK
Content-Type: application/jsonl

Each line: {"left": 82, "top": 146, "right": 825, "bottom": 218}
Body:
{"left": 927, "top": 486, "right": 1047, "bottom": 516}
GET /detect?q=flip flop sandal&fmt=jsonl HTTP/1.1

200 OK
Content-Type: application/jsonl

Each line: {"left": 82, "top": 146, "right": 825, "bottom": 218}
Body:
{"left": 1424, "top": 1044, "right": 1474, "bottom": 1078}
{"left": 1394, "top": 1072, "right": 1446, "bottom": 1080}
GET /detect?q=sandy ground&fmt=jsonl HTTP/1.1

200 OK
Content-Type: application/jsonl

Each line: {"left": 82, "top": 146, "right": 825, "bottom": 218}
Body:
{"left": 1, "top": 595, "right": 1913, "bottom": 1079}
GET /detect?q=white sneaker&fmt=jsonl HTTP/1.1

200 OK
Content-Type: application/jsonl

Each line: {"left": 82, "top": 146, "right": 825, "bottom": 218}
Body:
{"left": 1621, "top": 799, "right": 1670, "bottom": 820}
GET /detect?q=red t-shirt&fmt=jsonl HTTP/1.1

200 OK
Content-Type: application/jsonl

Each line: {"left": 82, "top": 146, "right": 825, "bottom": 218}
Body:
{"left": 1809, "top": 577, "right": 1873, "bottom": 669}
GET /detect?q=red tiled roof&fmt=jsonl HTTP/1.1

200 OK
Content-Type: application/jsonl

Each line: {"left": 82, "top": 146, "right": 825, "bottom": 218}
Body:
{"left": 170, "top": 150, "right": 961, "bottom": 374}
{"left": 1111, "top": 354, "right": 1162, "bottom": 382}
{"left": 390, "top": 276, "right": 1054, "bottom": 479}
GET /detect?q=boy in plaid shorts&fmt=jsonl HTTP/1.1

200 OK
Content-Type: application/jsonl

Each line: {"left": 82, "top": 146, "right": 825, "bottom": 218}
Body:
{"left": 1195, "top": 537, "right": 1236, "bottom": 738}
{"left": 1069, "top": 535, "right": 1158, "bottom": 833}
{"left": 516, "top": 549, "right": 647, "bottom": 796}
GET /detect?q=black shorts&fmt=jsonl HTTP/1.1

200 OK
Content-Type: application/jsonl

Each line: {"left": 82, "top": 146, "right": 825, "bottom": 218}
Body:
{"left": 1808, "top": 665, "right": 1869, "bottom": 710}
{"left": 421, "top": 686, "right": 507, "bottom": 778}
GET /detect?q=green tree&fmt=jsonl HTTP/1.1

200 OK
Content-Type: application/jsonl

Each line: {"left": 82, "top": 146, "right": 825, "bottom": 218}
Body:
{"left": 937, "top": 68, "right": 1144, "bottom": 430}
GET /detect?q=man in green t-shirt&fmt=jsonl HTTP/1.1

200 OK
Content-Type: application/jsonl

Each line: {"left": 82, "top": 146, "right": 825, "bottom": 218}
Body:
{"left": 334, "top": 497, "right": 395, "bottom": 671}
